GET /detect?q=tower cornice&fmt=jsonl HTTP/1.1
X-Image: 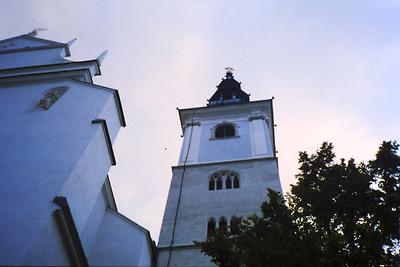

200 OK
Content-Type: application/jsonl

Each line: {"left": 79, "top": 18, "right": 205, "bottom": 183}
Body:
{"left": 178, "top": 99, "right": 273, "bottom": 129}
{"left": 172, "top": 155, "right": 278, "bottom": 170}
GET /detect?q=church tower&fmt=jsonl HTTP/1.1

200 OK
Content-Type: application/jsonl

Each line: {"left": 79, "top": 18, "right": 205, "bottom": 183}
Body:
{"left": 157, "top": 70, "right": 283, "bottom": 267}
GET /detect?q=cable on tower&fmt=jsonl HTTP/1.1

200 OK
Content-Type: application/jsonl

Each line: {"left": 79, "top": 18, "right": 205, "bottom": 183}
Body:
{"left": 166, "top": 111, "right": 196, "bottom": 267}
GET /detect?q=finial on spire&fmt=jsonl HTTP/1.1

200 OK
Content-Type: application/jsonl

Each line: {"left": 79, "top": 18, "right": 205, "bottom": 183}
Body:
{"left": 224, "top": 67, "right": 235, "bottom": 78}
{"left": 96, "top": 50, "right": 108, "bottom": 66}
{"left": 27, "top": 28, "right": 47, "bottom": 37}
{"left": 67, "top": 38, "right": 77, "bottom": 47}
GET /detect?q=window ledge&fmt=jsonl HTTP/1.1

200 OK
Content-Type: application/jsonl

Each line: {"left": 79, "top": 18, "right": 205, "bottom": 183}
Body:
{"left": 208, "top": 188, "right": 240, "bottom": 191}
{"left": 209, "top": 136, "right": 240, "bottom": 141}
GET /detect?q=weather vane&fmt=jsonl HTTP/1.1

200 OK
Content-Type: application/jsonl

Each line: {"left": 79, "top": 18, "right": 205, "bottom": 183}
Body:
{"left": 224, "top": 66, "right": 235, "bottom": 74}
{"left": 28, "top": 28, "right": 47, "bottom": 37}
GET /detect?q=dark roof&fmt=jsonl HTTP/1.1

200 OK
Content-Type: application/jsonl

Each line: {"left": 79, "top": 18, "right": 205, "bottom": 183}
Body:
{"left": 208, "top": 71, "right": 250, "bottom": 106}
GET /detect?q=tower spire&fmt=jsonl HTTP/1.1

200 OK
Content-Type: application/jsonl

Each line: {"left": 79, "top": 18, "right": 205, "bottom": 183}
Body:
{"left": 208, "top": 67, "right": 249, "bottom": 106}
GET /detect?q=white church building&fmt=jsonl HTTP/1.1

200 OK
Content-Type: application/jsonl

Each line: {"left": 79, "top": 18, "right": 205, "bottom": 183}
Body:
{"left": 0, "top": 33, "right": 155, "bottom": 266}
{"left": 0, "top": 32, "right": 282, "bottom": 267}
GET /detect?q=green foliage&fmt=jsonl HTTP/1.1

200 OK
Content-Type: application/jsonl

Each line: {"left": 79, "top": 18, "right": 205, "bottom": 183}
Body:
{"left": 196, "top": 189, "right": 314, "bottom": 267}
{"left": 370, "top": 141, "right": 400, "bottom": 264}
{"left": 194, "top": 229, "right": 239, "bottom": 267}
{"left": 196, "top": 141, "right": 400, "bottom": 267}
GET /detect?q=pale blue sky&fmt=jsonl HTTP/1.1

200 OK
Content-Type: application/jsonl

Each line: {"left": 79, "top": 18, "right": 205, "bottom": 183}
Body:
{"left": 2, "top": 0, "right": 400, "bottom": 241}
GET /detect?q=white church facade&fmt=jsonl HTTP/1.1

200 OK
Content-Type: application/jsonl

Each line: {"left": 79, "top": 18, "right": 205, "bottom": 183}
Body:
{"left": 157, "top": 71, "right": 283, "bottom": 267}
{"left": 0, "top": 33, "right": 155, "bottom": 266}
{"left": 0, "top": 33, "right": 282, "bottom": 267}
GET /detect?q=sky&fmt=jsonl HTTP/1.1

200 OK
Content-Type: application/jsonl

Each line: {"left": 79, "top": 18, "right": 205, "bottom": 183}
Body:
{"left": 1, "top": 0, "right": 400, "bottom": 242}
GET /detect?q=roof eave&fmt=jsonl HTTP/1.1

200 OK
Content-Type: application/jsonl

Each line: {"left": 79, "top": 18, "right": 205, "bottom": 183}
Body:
{"left": 179, "top": 98, "right": 273, "bottom": 114}
{"left": 0, "top": 60, "right": 101, "bottom": 78}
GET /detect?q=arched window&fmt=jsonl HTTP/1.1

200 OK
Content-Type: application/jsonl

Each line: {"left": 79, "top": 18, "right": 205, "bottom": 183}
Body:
{"left": 207, "top": 218, "right": 216, "bottom": 236}
{"left": 208, "top": 171, "right": 239, "bottom": 191}
{"left": 209, "top": 177, "right": 215, "bottom": 190}
{"left": 230, "top": 216, "right": 241, "bottom": 235}
{"left": 219, "top": 217, "right": 227, "bottom": 231}
{"left": 215, "top": 124, "right": 235, "bottom": 138}
{"left": 233, "top": 176, "right": 240, "bottom": 189}
{"left": 226, "top": 177, "right": 232, "bottom": 189}
{"left": 216, "top": 177, "right": 222, "bottom": 190}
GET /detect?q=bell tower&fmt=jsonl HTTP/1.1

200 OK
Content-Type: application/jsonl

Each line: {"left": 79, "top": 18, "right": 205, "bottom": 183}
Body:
{"left": 157, "top": 70, "right": 283, "bottom": 267}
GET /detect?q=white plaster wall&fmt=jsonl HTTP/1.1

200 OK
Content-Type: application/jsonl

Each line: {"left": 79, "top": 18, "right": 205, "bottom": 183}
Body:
{"left": 58, "top": 82, "right": 123, "bottom": 235}
{"left": 59, "top": 125, "right": 113, "bottom": 232}
{"left": 179, "top": 125, "right": 192, "bottom": 162}
{"left": 88, "top": 210, "right": 153, "bottom": 267}
{"left": 158, "top": 247, "right": 215, "bottom": 267}
{"left": 22, "top": 214, "right": 70, "bottom": 266}
{"left": 159, "top": 158, "right": 281, "bottom": 246}
{"left": 179, "top": 124, "right": 201, "bottom": 163}
{"left": 158, "top": 159, "right": 281, "bottom": 267}
{"left": 0, "top": 79, "right": 121, "bottom": 265}
{"left": 0, "top": 48, "right": 67, "bottom": 69}
{"left": 178, "top": 102, "right": 275, "bottom": 165}
{"left": 98, "top": 94, "right": 122, "bottom": 142}
{"left": 249, "top": 118, "right": 273, "bottom": 156}
{"left": 80, "top": 186, "right": 108, "bottom": 255}
{"left": 197, "top": 118, "right": 253, "bottom": 162}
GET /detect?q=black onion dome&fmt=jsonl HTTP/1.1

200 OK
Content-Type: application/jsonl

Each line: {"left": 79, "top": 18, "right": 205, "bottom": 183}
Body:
{"left": 208, "top": 71, "right": 250, "bottom": 106}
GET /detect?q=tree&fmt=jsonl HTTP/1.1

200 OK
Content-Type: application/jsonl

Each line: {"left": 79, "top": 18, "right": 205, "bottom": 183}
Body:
{"left": 369, "top": 141, "right": 400, "bottom": 264}
{"left": 196, "top": 141, "right": 400, "bottom": 267}
{"left": 290, "top": 142, "right": 382, "bottom": 266}
{"left": 196, "top": 189, "right": 315, "bottom": 267}
{"left": 195, "top": 228, "right": 239, "bottom": 267}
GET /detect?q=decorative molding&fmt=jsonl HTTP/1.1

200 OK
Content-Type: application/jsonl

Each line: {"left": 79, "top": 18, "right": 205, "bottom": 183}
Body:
{"left": 179, "top": 99, "right": 273, "bottom": 115}
{"left": 177, "top": 99, "right": 273, "bottom": 135}
{"left": 183, "top": 121, "right": 201, "bottom": 128}
{"left": 158, "top": 244, "right": 200, "bottom": 250}
{"left": 0, "top": 69, "right": 94, "bottom": 85}
{"left": 173, "top": 155, "right": 278, "bottom": 169}
{"left": 0, "top": 60, "right": 100, "bottom": 82}
{"left": 248, "top": 114, "right": 270, "bottom": 128}
{"left": 248, "top": 114, "right": 266, "bottom": 121}
{"left": 92, "top": 119, "right": 116, "bottom": 166}
{"left": 0, "top": 44, "right": 68, "bottom": 55}
{"left": 209, "top": 135, "right": 240, "bottom": 141}
{"left": 53, "top": 196, "right": 88, "bottom": 267}
{"left": 37, "top": 86, "right": 68, "bottom": 110}
{"left": 182, "top": 121, "right": 201, "bottom": 133}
